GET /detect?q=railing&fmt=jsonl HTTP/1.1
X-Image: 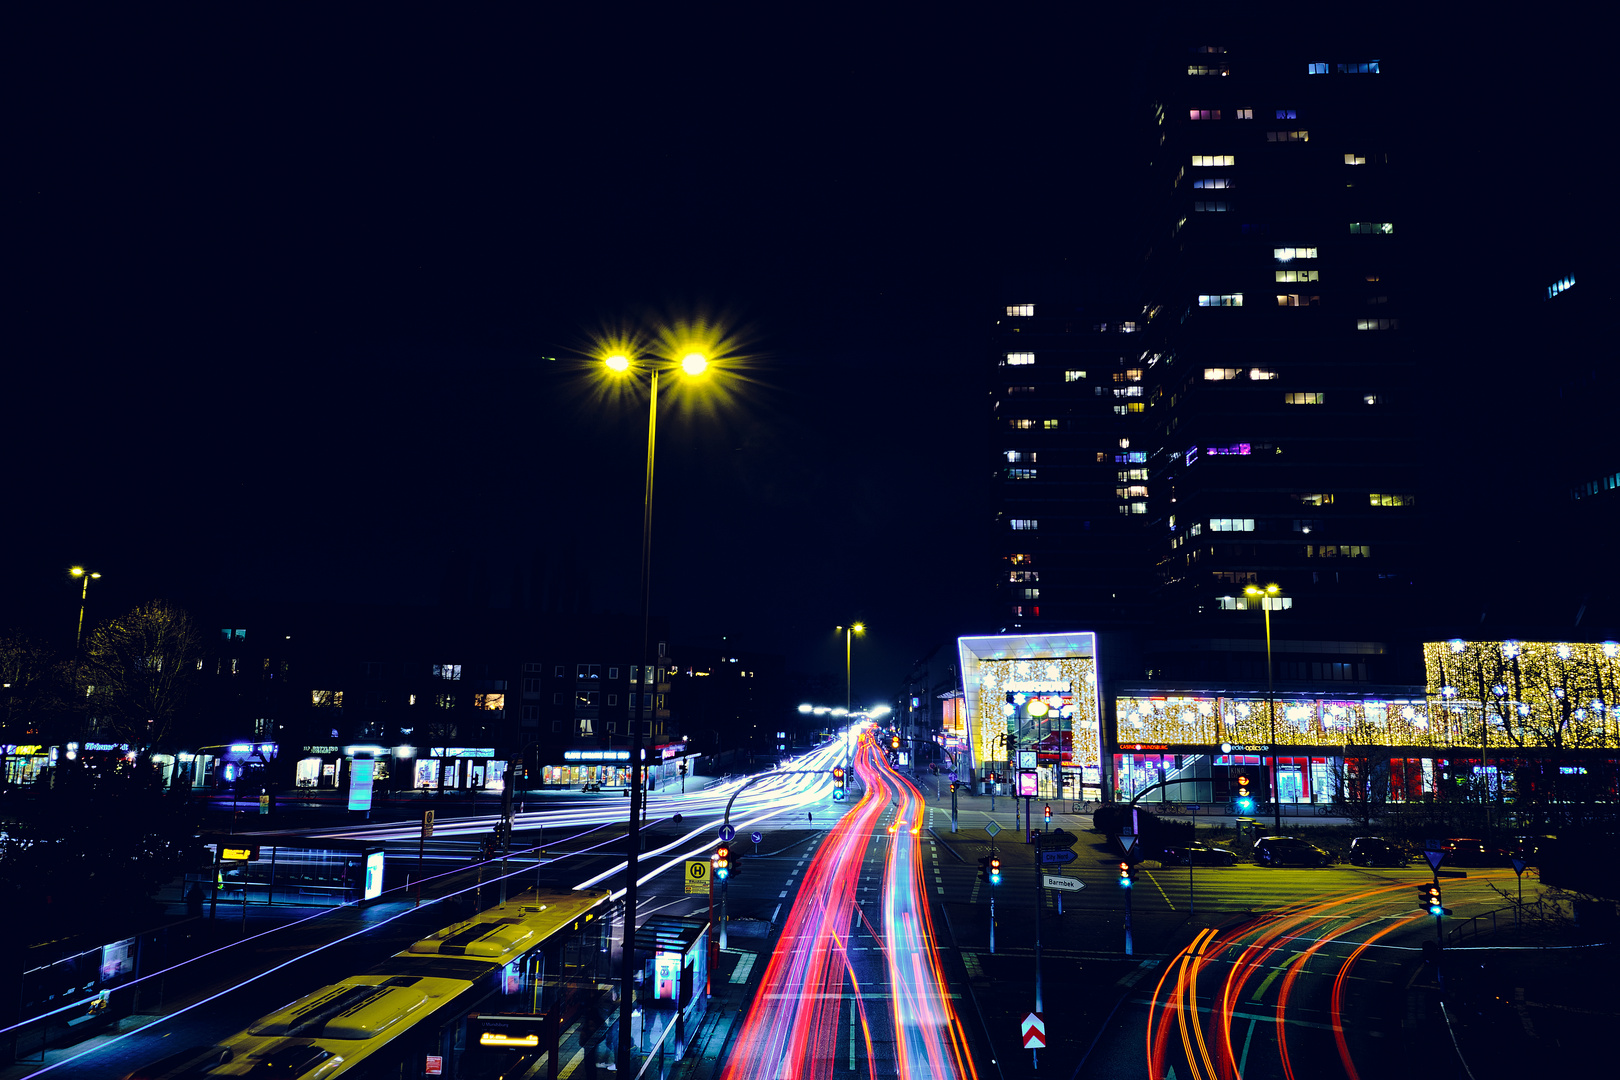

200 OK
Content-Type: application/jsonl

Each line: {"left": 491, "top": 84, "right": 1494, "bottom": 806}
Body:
{"left": 1447, "top": 898, "right": 1564, "bottom": 944}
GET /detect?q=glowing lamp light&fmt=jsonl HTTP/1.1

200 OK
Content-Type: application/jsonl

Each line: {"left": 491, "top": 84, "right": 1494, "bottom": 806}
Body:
{"left": 797, "top": 704, "right": 813, "bottom": 713}
{"left": 681, "top": 353, "right": 708, "bottom": 376}
{"left": 1027, "top": 700, "right": 1049, "bottom": 717}
{"left": 605, "top": 354, "right": 631, "bottom": 372}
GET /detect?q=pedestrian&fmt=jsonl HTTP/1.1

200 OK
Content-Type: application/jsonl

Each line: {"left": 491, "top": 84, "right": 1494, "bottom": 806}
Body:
{"left": 186, "top": 882, "right": 204, "bottom": 917}
{"left": 808, "top": 811, "right": 813, "bottom": 825}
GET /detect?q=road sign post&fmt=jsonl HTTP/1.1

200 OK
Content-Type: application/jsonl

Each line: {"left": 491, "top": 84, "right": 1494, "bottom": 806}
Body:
{"left": 416, "top": 810, "right": 434, "bottom": 908}
{"left": 1120, "top": 833, "right": 1138, "bottom": 957}
{"left": 1021, "top": 1010, "right": 1045, "bottom": 1070}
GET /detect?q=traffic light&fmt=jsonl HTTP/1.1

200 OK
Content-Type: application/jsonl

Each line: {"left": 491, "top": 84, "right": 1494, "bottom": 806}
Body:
{"left": 1421, "top": 882, "right": 1442, "bottom": 915}
{"left": 950, "top": 780, "right": 959, "bottom": 793}
{"left": 1235, "top": 773, "right": 1254, "bottom": 814}
{"left": 1044, "top": 804, "right": 1052, "bottom": 826}
{"left": 832, "top": 766, "right": 846, "bottom": 801}
{"left": 891, "top": 736, "right": 900, "bottom": 750}
{"left": 988, "top": 854, "right": 1002, "bottom": 886}
{"left": 714, "top": 844, "right": 730, "bottom": 881}
{"left": 1118, "top": 861, "right": 1134, "bottom": 888}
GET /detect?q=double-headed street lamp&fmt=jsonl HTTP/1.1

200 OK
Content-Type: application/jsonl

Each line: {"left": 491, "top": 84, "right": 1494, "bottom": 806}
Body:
{"left": 1245, "top": 582, "right": 1285, "bottom": 832}
{"left": 70, "top": 567, "right": 102, "bottom": 652}
{"left": 603, "top": 343, "right": 711, "bottom": 1072}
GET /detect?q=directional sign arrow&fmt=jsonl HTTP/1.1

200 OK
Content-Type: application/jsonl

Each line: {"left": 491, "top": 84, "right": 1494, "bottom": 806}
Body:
{"left": 1039, "top": 849, "right": 1077, "bottom": 865}
{"left": 1042, "top": 875, "right": 1084, "bottom": 892}
{"left": 1021, "top": 1012, "right": 1046, "bottom": 1049}
{"left": 719, "top": 824, "right": 736, "bottom": 842}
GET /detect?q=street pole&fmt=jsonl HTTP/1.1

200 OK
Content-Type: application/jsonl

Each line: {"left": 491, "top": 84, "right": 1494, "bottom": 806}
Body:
{"left": 1263, "top": 599, "right": 1281, "bottom": 834}
{"left": 720, "top": 871, "right": 729, "bottom": 950}
{"left": 1124, "top": 868, "right": 1134, "bottom": 957}
{"left": 618, "top": 366, "right": 659, "bottom": 1074}
{"left": 950, "top": 781, "right": 958, "bottom": 833}
{"left": 498, "top": 758, "right": 515, "bottom": 904}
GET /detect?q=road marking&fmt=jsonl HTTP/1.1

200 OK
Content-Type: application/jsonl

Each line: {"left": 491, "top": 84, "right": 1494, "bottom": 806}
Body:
{"left": 1252, "top": 958, "right": 1297, "bottom": 1001}
{"left": 729, "top": 953, "right": 756, "bottom": 984}
{"left": 779, "top": 891, "right": 788, "bottom": 898}
{"left": 558, "top": 1046, "right": 586, "bottom": 1078}
{"left": 1238, "top": 1017, "right": 1258, "bottom": 1072}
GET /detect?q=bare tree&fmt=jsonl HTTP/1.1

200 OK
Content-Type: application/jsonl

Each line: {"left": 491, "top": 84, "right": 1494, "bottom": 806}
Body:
{"left": 1329, "top": 742, "right": 1390, "bottom": 829}
{"left": 0, "top": 631, "right": 72, "bottom": 746}
{"left": 80, "top": 601, "right": 203, "bottom": 749}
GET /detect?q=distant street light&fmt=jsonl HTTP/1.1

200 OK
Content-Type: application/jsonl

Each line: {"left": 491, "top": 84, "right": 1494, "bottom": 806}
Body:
{"left": 70, "top": 567, "right": 102, "bottom": 652}
{"left": 1245, "top": 582, "right": 1284, "bottom": 832}
{"left": 602, "top": 340, "right": 715, "bottom": 1073}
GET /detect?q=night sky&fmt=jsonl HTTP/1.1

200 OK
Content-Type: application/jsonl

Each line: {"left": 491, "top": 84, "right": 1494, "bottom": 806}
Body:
{"left": 6, "top": 8, "right": 1601, "bottom": 699}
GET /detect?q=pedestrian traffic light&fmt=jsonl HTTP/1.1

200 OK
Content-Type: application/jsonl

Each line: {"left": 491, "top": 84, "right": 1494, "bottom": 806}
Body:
{"left": 1118, "top": 861, "right": 1133, "bottom": 888}
{"left": 1421, "top": 882, "right": 1442, "bottom": 915}
{"left": 988, "top": 854, "right": 1002, "bottom": 886}
{"left": 1044, "top": 804, "right": 1052, "bottom": 825}
{"left": 715, "top": 845, "right": 730, "bottom": 881}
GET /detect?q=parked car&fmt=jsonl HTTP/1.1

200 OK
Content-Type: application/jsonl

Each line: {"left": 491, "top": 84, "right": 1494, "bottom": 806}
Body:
{"left": 1439, "top": 838, "right": 1507, "bottom": 867}
{"left": 1348, "top": 836, "right": 1413, "bottom": 867}
{"left": 1172, "top": 843, "right": 1242, "bottom": 867}
{"left": 1506, "top": 835, "right": 1556, "bottom": 866}
{"left": 1254, "top": 836, "right": 1336, "bottom": 867}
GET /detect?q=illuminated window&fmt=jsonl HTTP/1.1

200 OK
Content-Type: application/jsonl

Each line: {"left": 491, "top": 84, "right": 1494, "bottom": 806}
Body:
{"left": 1204, "top": 367, "right": 1241, "bottom": 380}
{"left": 1273, "top": 247, "right": 1318, "bottom": 260}
{"left": 436, "top": 693, "right": 456, "bottom": 709}
{"left": 1191, "top": 154, "right": 1235, "bottom": 167}
{"left": 1010, "top": 519, "right": 1039, "bottom": 530}
{"left": 1363, "top": 394, "right": 1382, "bottom": 405}
{"left": 1008, "top": 553, "right": 1034, "bottom": 565}
{"left": 1006, "top": 304, "right": 1035, "bottom": 316}
{"left": 1548, "top": 275, "right": 1576, "bottom": 299}
{"left": 1214, "top": 571, "right": 1258, "bottom": 583}
{"left": 1292, "top": 493, "right": 1334, "bottom": 506}
{"left": 1307, "top": 62, "right": 1328, "bottom": 75}
{"left": 1116, "top": 485, "right": 1150, "bottom": 498}
{"left": 1115, "top": 451, "right": 1147, "bottom": 463}
{"left": 1020, "top": 588, "right": 1041, "bottom": 600}
{"left": 1189, "top": 109, "right": 1222, "bottom": 120}
{"left": 1009, "top": 570, "right": 1038, "bottom": 582}
{"left": 1064, "top": 370, "right": 1087, "bottom": 382}
{"left": 1187, "top": 63, "right": 1229, "bottom": 76}
{"left": 1043, "top": 419, "right": 1062, "bottom": 429}
{"left": 1275, "top": 109, "right": 1297, "bottom": 120}
{"left": 1004, "top": 450, "right": 1032, "bottom": 462}
{"left": 1116, "top": 369, "right": 1143, "bottom": 382}
{"left": 1010, "top": 419, "right": 1036, "bottom": 429}
{"left": 433, "top": 663, "right": 462, "bottom": 680}
{"left": 1369, "top": 493, "right": 1416, "bottom": 507}
{"left": 1344, "top": 153, "right": 1367, "bottom": 166}
{"left": 1356, "top": 318, "right": 1399, "bottom": 330}
{"left": 1195, "top": 200, "right": 1231, "bottom": 212}
{"left": 1119, "top": 468, "right": 1149, "bottom": 481}
{"left": 1292, "top": 519, "right": 1323, "bottom": 533}
{"left": 1265, "top": 130, "right": 1309, "bottom": 142}
{"left": 1234, "top": 108, "right": 1253, "bottom": 119}
{"left": 1284, "top": 392, "right": 1325, "bottom": 404}
{"left": 1130, "top": 501, "right": 1148, "bottom": 514}
{"left": 1191, "top": 45, "right": 1227, "bottom": 54}
{"left": 1249, "top": 368, "right": 1278, "bottom": 380}
{"left": 1197, "top": 293, "right": 1243, "bottom": 307}
{"left": 1114, "top": 404, "right": 1145, "bottom": 414}
{"left": 1219, "top": 595, "right": 1294, "bottom": 610}
{"left": 1008, "top": 385, "right": 1037, "bottom": 394}
{"left": 1005, "top": 351, "right": 1035, "bottom": 365}
{"left": 1274, "top": 270, "right": 1320, "bottom": 283}
{"left": 1336, "top": 61, "right": 1380, "bottom": 74}
{"left": 1206, "top": 443, "right": 1251, "bottom": 456}
{"left": 312, "top": 690, "right": 343, "bottom": 707}
{"left": 1349, "top": 222, "right": 1394, "bottom": 235}
{"left": 1305, "top": 544, "right": 1371, "bottom": 558}
{"left": 1113, "top": 386, "right": 1144, "bottom": 397}
{"left": 1006, "top": 468, "right": 1037, "bottom": 480}
{"left": 1276, "top": 294, "right": 1320, "bottom": 307}
{"left": 1210, "top": 518, "right": 1255, "bottom": 531}
{"left": 475, "top": 693, "right": 506, "bottom": 711}
{"left": 1193, "top": 178, "right": 1232, "bottom": 189}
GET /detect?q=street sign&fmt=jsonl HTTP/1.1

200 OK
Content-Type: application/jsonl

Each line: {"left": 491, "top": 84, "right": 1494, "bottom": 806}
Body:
{"left": 259, "top": 794, "right": 270, "bottom": 815}
{"left": 422, "top": 810, "right": 435, "bottom": 840}
{"left": 751, "top": 831, "right": 763, "bottom": 845}
{"left": 1119, "top": 834, "right": 1138, "bottom": 854}
{"left": 1021, "top": 1012, "right": 1046, "bottom": 1049}
{"left": 1043, "top": 875, "right": 1084, "bottom": 892}
{"left": 685, "top": 860, "right": 710, "bottom": 894}
{"left": 1039, "top": 849, "right": 1077, "bottom": 865}
{"left": 1040, "top": 828, "right": 1079, "bottom": 851}
{"left": 1422, "top": 849, "right": 1445, "bottom": 872}
{"left": 985, "top": 820, "right": 1002, "bottom": 838}
{"left": 1511, "top": 857, "right": 1527, "bottom": 876}
{"left": 719, "top": 824, "right": 736, "bottom": 842}
{"left": 1017, "top": 771, "right": 1038, "bottom": 797}
{"left": 218, "top": 844, "right": 258, "bottom": 862}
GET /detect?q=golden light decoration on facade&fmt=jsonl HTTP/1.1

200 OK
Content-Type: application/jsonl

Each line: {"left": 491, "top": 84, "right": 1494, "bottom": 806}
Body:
{"left": 972, "top": 656, "right": 1101, "bottom": 770}
{"left": 1114, "top": 694, "right": 1432, "bottom": 747}
{"left": 1423, "top": 639, "right": 1620, "bottom": 750}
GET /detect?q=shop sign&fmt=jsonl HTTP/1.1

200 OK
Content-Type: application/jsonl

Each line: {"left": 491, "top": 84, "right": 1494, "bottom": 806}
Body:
{"left": 1118, "top": 743, "right": 1169, "bottom": 751}
{"left": 303, "top": 745, "right": 339, "bottom": 754}
{"left": 564, "top": 750, "right": 631, "bottom": 762}
{"left": 661, "top": 743, "right": 687, "bottom": 759}
{"left": 1220, "top": 742, "right": 1272, "bottom": 754}
{"left": 435, "top": 747, "right": 495, "bottom": 758}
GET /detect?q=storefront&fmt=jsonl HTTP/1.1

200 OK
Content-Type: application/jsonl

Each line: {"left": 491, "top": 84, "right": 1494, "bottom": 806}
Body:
{"left": 2, "top": 744, "right": 52, "bottom": 785}
{"left": 413, "top": 746, "right": 504, "bottom": 792}
{"left": 193, "top": 743, "right": 277, "bottom": 790}
{"left": 544, "top": 749, "right": 632, "bottom": 788}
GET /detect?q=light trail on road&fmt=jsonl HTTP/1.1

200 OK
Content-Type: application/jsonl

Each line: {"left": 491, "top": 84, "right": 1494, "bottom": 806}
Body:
{"left": 721, "top": 736, "right": 977, "bottom": 1079}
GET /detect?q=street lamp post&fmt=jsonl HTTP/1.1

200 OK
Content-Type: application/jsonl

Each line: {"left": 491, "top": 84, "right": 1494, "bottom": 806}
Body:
{"left": 70, "top": 567, "right": 102, "bottom": 652}
{"left": 1245, "top": 583, "right": 1284, "bottom": 833}
{"left": 605, "top": 347, "right": 709, "bottom": 1073}
{"left": 837, "top": 623, "right": 863, "bottom": 767}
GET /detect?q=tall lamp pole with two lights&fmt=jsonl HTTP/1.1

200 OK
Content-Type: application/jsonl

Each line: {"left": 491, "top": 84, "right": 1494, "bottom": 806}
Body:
{"left": 70, "top": 567, "right": 102, "bottom": 652}
{"left": 603, "top": 347, "right": 710, "bottom": 1072}
{"left": 837, "top": 623, "right": 864, "bottom": 766}
{"left": 1245, "top": 582, "right": 1285, "bottom": 833}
